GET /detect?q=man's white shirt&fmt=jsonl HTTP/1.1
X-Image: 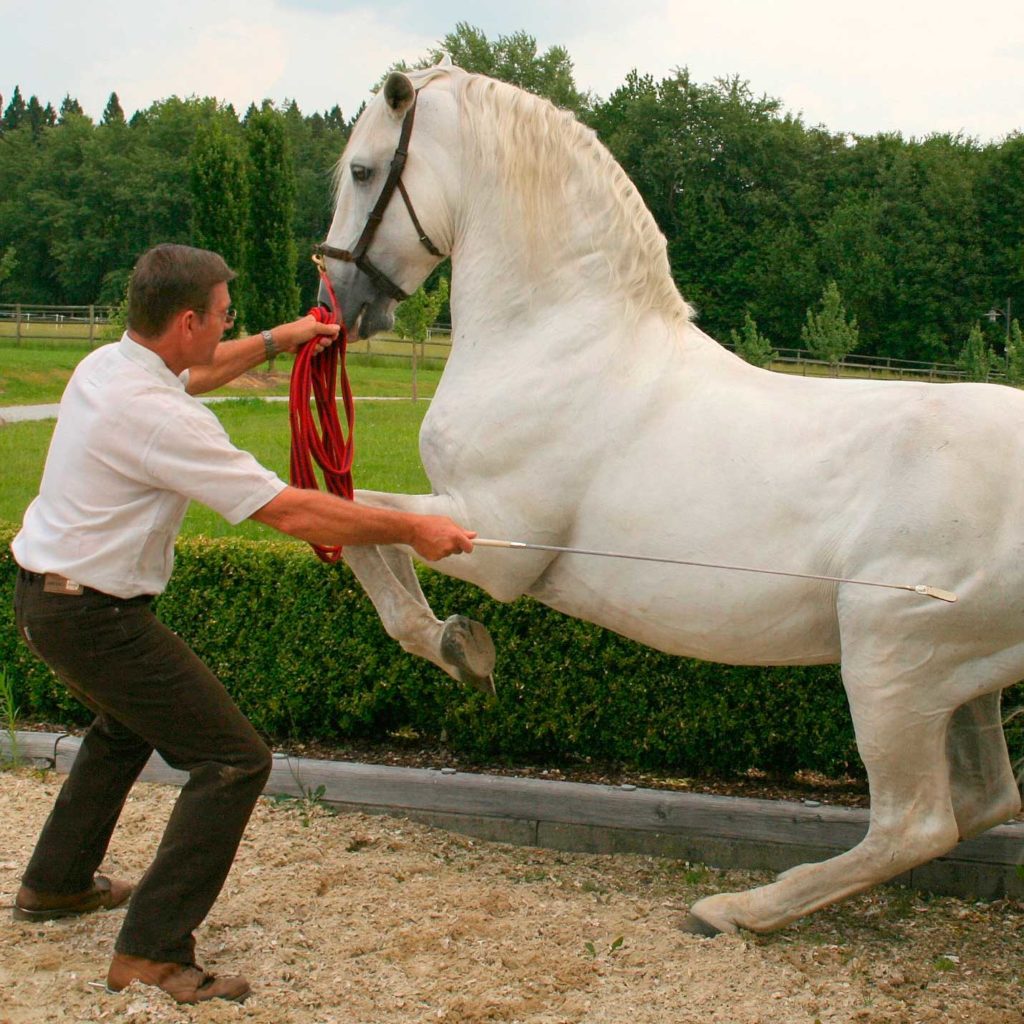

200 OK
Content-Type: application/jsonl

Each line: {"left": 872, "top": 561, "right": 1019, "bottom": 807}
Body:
{"left": 12, "top": 335, "right": 286, "bottom": 598}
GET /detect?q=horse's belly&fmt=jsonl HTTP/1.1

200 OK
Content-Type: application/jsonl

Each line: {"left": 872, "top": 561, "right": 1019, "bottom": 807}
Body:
{"left": 529, "top": 567, "right": 841, "bottom": 667}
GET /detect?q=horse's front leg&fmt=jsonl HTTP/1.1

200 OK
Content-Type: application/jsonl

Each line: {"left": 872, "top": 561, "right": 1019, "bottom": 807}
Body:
{"left": 342, "top": 490, "right": 496, "bottom": 694}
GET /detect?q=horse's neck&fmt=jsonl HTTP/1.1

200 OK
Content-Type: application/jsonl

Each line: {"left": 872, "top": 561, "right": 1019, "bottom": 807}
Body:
{"left": 448, "top": 221, "right": 725, "bottom": 378}
{"left": 453, "top": 216, "right": 658, "bottom": 344}
{"left": 449, "top": 143, "right": 698, "bottom": 358}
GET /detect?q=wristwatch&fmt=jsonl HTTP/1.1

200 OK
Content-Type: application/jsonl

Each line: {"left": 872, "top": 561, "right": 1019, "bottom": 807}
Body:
{"left": 260, "top": 329, "right": 276, "bottom": 361}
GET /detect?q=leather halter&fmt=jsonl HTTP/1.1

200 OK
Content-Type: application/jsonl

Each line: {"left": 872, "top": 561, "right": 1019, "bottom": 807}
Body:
{"left": 313, "top": 91, "right": 444, "bottom": 303}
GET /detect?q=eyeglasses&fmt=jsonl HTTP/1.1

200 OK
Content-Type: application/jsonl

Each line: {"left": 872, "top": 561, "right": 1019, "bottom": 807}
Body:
{"left": 196, "top": 306, "right": 237, "bottom": 326}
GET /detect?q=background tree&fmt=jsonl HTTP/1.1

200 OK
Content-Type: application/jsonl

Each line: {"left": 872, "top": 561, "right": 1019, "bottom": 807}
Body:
{"left": 3, "top": 86, "right": 26, "bottom": 131}
{"left": 976, "top": 134, "right": 1024, "bottom": 324}
{"left": 0, "top": 27, "right": 1019, "bottom": 370}
{"left": 1003, "top": 319, "right": 1024, "bottom": 384}
{"left": 101, "top": 92, "right": 126, "bottom": 126}
{"left": 801, "top": 280, "right": 860, "bottom": 369}
{"left": 729, "top": 311, "right": 777, "bottom": 368}
{"left": 0, "top": 246, "right": 18, "bottom": 300}
{"left": 589, "top": 68, "right": 833, "bottom": 345}
{"left": 190, "top": 118, "right": 249, "bottom": 326}
{"left": 426, "top": 22, "right": 590, "bottom": 115}
{"left": 393, "top": 276, "right": 449, "bottom": 344}
{"left": 393, "top": 276, "right": 449, "bottom": 400}
{"left": 58, "top": 95, "right": 85, "bottom": 123}
{"left": 280, "top": 99, "right": 350, "bottom": 307}
{"left": 26, "top": 95, "right": 54, "bottom": 138}
{"left": 958, "top": 323, "right": 995, "bottom": 382}
{"left": 244, "top": 104, "right": 299, "bottom": 356}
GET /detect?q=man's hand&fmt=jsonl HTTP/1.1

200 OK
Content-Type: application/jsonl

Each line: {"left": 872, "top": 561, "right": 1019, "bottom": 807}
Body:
{"left": 270, "top": 315, "right": 341, "bottom": 355}
{"left": 408, "top": 517, "right": 477, "bottom": 561}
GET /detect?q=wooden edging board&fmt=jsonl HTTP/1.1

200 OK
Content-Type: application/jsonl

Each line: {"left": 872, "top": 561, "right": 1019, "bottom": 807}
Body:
{"left": 5, "top": 731, "right": 1023, "bottom": 900}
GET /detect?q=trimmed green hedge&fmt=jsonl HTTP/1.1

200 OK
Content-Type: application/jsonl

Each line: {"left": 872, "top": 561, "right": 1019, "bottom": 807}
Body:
{"left": 3, "top": 525, "right": 1020, "bottom": 777}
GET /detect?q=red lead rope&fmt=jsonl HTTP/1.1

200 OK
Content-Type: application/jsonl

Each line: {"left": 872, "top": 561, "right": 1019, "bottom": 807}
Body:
{"left": 288, "top": 271, "right": 354, "bottom": 563}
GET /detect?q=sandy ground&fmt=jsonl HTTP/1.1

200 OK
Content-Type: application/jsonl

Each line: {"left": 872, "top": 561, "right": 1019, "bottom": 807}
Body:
{"left": 1, "top": 770, "right": 1021, "bottom": 1024}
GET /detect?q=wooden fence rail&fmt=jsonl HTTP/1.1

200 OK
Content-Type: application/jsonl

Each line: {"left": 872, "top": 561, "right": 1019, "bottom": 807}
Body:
{"left": 0, "top": 304, "right": 116, "bottom": 348}
{"left": 0, "top": 306, "right": 1000, "bottom": 385}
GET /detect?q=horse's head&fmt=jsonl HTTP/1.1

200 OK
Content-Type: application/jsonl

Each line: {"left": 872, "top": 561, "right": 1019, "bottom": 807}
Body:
{"left": 319, "top": 65, "right": 459, "bottom": 338}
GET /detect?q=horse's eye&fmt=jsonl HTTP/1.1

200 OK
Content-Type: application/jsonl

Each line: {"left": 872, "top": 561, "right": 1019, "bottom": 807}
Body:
{"left": 351, "top": 164, "right": 373, "bottom": 183}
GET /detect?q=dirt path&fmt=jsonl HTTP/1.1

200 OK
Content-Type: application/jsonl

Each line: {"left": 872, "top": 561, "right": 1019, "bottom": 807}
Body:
{"left": 1, "top": 770, "right": 1021, "bottom": 1024}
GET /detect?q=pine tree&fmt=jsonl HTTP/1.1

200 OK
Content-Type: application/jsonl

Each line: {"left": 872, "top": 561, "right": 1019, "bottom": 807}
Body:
{"left": 3, "top": 86, "right": 26, "bottom": 130}
{"left": 58, "top": 94, "right": 85, "bottom": 123}
{"left": 958, "top": 323, "right": 996, "bottom": 382}
{"left": 244, "top": 105, "right": 299, "bottom": 355}
{"left": 101, "top": 92, "right": 126, "bottom": 126}
{"left": 324, "top": 105, "right": 345, "bottom": 132}
{"left": 801, "top": 280, "right": 860, "bottom": 370}
{"left": 190, "top": 119, "right": 249, "bottom": 327}
{"left": 728, "top": 311, "right": 777, "bottom": 368}
{"left": 26, "top": 95, "right": 48, "bottom": 137}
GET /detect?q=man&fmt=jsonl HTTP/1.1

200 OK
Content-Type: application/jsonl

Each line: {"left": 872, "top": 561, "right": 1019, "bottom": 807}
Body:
{"left": 11, "top": 243, "right": 475, "bottom": 1004}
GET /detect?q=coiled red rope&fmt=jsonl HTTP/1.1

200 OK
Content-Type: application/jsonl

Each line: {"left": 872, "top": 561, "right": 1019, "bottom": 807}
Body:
{"left": 288, "top": 271, "right": 354, "bottom": 563}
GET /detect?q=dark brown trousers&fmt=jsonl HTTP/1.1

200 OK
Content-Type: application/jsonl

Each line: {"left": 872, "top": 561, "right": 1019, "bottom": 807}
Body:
{"left": 14, "top": 568, "right": 271, "bottom": 964}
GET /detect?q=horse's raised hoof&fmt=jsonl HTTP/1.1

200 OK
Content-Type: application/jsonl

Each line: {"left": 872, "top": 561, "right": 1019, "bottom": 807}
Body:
{"left": 678, "top": 912, "right": 722, "bottom": 938}
{"left": 440, "top": 615, "right": 497, "bottom": 695}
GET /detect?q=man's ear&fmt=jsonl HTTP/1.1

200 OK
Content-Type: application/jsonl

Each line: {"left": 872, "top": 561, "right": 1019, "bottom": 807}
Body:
{"left": 177, "top": 308, "right": 199, "bottom": 335}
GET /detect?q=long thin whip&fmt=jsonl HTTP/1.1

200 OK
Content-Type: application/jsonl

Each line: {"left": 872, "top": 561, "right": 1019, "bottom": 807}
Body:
{"left": 472, "top": 538, "right": 958, "bottom": 603}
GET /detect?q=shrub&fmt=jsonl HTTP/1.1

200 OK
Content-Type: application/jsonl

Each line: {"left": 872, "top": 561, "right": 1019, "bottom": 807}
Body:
{"left": 8, "top": 525, "right": 1012, "bottom": 779}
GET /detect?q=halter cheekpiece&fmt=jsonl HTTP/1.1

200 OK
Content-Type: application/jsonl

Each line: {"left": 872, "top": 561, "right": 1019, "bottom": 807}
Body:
{"left": 313, "top": 89, "right": 444, "bottom": 303}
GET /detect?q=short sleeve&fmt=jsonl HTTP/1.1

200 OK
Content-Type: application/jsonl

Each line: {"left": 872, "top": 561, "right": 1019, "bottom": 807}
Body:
{"left": 140, "top": 404, "right": 287, "bottom": 524}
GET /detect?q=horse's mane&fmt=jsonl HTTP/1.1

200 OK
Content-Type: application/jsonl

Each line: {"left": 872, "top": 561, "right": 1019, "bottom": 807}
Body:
{"left": 453, "top": 72, "right": 691, "bottom": 325}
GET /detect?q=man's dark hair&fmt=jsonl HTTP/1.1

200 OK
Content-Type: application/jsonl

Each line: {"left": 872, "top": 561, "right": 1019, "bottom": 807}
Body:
{"left": 127, "top": 244, "right": 237, "bottom": 337}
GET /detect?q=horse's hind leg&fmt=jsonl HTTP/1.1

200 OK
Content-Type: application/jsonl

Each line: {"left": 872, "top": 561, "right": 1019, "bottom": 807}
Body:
{"left": 947, "top": 691, "right": 1021, "bottom": 839}
{"left": 686, "top": 618, "right": 962, "bottom": 934}
{"left": 343, "top": 542, "right": 496, "bottom": 694}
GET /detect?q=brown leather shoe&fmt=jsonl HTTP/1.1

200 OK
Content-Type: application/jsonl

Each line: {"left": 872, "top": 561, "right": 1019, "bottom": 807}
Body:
{"left": 13, "top": 875, "right": 133, "bottom": 921}
{"left": 106, "top": 953, "right": 250, "bottom": 1004}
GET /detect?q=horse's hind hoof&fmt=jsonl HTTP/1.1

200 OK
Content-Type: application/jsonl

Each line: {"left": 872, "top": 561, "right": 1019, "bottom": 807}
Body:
{"left": 440, "top": 615, "right": 497, "bottom": 695}
{"left": 678, "top": 913, "right": 722, "bottom": 938}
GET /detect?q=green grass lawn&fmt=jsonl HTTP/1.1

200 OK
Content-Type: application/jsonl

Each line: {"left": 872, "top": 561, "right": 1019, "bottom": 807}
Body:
{"left": 0, "top": 399, "right": 432, "bottom": 541}
{"left": 0, "top": 347, "right": 93, "bottom": 405}
{"left": 0, "top": 342, "right": 443, "bottom": 405}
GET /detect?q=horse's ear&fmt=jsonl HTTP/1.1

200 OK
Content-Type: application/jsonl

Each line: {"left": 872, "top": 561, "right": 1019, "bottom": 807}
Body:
{"left": 437, "top": 53, "right": 453, "bottom": 68}
{"left": 383, "top": 72, "right": 415, "bottom": 117}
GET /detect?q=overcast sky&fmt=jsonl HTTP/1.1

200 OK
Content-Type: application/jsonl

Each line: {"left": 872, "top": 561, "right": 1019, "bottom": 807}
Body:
{"left": 3, "top": 0, "right": 1022, "bottom": 141}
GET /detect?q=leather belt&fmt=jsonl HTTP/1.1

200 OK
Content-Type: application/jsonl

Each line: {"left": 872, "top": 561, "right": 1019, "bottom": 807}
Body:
{"left": 18, "top": 567, "right": 85, "bottom": 596}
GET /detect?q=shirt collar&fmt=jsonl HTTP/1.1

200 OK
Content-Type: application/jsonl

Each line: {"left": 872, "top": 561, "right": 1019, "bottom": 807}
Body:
{"left": 118, "top": 333, "right": 189, "bottom": 389}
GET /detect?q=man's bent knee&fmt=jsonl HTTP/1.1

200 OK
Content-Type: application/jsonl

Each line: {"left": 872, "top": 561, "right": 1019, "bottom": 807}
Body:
{"left": 227, "top": 739, "right": 272, "bottom": 792}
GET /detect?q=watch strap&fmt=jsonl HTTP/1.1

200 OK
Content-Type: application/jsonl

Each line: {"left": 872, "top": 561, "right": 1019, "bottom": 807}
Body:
{"left": 261, "top": 329, "right": 276, "bottom": 361}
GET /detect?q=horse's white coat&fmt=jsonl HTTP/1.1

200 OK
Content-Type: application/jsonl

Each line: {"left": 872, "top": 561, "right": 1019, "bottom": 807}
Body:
{"left": 320, "top": 66, "right": 1024, "bottom": 933}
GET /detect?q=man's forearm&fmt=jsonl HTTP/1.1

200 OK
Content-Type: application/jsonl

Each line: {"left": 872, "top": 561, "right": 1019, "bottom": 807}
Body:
{"left": 250, "top": 487, "right": 475, "bottom": 561}
{"left": 252, "top": 488, "right": 415, "bottom": 547}
{"left": 186, "top": 334, "right": 271, "bottom": 395}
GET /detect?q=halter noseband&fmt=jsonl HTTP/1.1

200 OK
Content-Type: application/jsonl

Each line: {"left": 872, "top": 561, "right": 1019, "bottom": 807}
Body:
{"left": 313, "top": 91, "right": 444, "bottom": 303}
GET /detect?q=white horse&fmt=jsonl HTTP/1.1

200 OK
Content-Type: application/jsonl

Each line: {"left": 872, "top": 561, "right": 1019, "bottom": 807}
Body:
{"left": 317, "top": 62, "right": 1024, "bottom": 935}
